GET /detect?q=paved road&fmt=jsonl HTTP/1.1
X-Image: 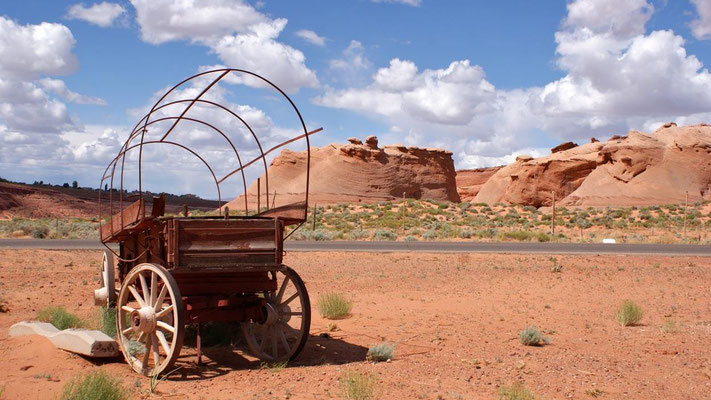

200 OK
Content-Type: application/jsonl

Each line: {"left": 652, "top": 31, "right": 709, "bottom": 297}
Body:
{"left": 0, "top": 239, "right": 709, "bottom": 256}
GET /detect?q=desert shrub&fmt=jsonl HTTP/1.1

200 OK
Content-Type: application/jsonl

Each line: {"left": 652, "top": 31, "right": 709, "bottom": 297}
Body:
{"left": 519, "top": 325, "right": 548, "bottom": 346}
{"left": 404, "top": 235, "right": 417, "bottom": 242}
{"left": 422, "top": 229, "right": 437, "bottom": 240}
{"left": 31, "top": 225, "right": 50, "bottom": 239}
{"left": 366, "top": 342, "right": 395, "bottom": 362}
{"left": 372, "top": 229, "right": 396, "bottom": 241}
{"left": 317, "top": 293, "right": 352, "bottom": 319}
{"left": 60, "top": 369, "right": 127, "bottom": 400}
{"left": 37, "top": 306, "right": 82, "bottom": 330}
{"left": 291, "top": 229, "right": 334, "bottom": 241}
{"left": 460, "top": 230, "right": 474, "bottom": 239}
{"left": 98, "top": 307, "right": 116, "bottom": 337}
{"left": 615, "top": 300, "right": 643, "bottom": 326}
{"left": 499, "top": 230, "right": 550, "bottom": 242}
{"left": 348, "top": 230, "right": 370, "bottom": 240}
{"left": 340, "top": 371, "right": 377, "bottom": 400}
{"left": 499, "top": 382, "right": 535, "bottom": 400}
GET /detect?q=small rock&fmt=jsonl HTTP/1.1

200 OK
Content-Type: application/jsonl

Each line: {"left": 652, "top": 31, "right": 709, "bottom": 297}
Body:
{"left": 365, "top": 135, "right": 379, "bottom": 149}
{"left": 347, "top": 137, "right": 362, "bottom": 145}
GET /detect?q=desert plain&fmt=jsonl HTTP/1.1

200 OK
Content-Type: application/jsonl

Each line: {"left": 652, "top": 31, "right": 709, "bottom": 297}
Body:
{"left": 0, "top": 249, "right": 710, "bottom": 399}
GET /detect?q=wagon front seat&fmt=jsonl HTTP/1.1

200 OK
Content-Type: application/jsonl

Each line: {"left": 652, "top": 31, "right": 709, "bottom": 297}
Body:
{"left": 151, "top": 193, "right": 165, "bottom": 218}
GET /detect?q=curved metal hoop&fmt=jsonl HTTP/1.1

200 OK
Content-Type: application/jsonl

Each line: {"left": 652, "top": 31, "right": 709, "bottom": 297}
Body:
{"left": 98, "top": 68, "right": 315, "bottom": 245}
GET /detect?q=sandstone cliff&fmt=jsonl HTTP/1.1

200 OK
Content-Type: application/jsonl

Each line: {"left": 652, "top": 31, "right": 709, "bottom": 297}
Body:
{"left": 473, "top": 123, "right": 711, "bottom": 206}
{"left": 456, "top": 167, "right": 503, "bottom": 202}
{"left": 224, "top": 136, "right": 460, "bottom": 210}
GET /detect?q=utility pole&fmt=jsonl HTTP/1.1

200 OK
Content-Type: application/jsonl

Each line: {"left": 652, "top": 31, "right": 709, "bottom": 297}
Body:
{"left": 257, "top": 178, "right": 261, "bottom": 214}
{"left": 312, "top": 204, "right": 317, "bottom": 231}
{"left": 402, "top": 192, "right": 406, "bottom": 232}
{"left": 683, "top": 190, "right": 688, "bottom": 238}
{"left": 551, "top": 191, "right": 556, "bottom": 235}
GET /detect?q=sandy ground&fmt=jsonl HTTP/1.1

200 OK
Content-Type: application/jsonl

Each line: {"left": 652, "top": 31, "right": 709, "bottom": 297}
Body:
{"left": 0, "top": 250, "right": 710, "bottom": 399}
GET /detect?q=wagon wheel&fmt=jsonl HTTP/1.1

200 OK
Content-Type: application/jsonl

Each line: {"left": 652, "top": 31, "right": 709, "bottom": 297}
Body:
{"left": 241, "top": 266, "right": 311, "bottom": 363}
{"left": 94, "top": 250, "right": 116, "bottom": 306}
{"left": 116, "top": 263, "right": 185, "bottom": 376}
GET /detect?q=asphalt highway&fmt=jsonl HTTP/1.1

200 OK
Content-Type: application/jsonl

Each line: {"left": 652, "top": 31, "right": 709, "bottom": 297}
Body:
{"left": 0, "top": 239, "right": 709, "bottom": 256}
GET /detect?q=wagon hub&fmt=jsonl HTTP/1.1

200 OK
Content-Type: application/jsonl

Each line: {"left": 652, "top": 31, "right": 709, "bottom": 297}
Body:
{"left": 263, "top": 303, "right": 280, "bottom": 326}
{"left": 130, "top": 307, "right": 157, "bottom": 333}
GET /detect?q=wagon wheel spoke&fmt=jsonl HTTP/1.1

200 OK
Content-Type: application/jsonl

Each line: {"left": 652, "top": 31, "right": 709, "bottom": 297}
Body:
{"left": 279, "top": 330, "right": 291, "bottom": 354}
{"left": 271, "top": 328, "right": 278, "bottom": 358}
{"left": 157, "top": 321, "right": 175, "bottom": 333}
{"left": 154, "top": 285, "right": 168, "bottom": 309}
{"left": 128, "top": 286, "right": 146, "bottom": 307}
{"left": 121, "top": 305, "right": 135, "bottom": 313}
{"left": 150, "top": 272, "right": 157, "bottom": 306}
{"left": 142, "top": 337, "right": 151, "bottom": 369}
{"left": 156, "top": 305, "right": 173, "bottom": 319}
{"left": 152, "top": 334, "right": 161, "bottom": 367}
{"left": 156, "top": 331, "right": 171, "bottom": 355}
{"left": 276, "top": 275, "right": 290, "bottom": 303}
{"left": 281, "top": 292, "right": 299, "bottom": 307}
{"left": 139, "top": 273, "right": 150, "bottom": 304}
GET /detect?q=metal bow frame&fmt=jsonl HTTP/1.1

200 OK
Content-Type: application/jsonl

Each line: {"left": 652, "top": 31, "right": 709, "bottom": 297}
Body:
{"left": 98, "top": 69, "right": 318, "bottom": 241}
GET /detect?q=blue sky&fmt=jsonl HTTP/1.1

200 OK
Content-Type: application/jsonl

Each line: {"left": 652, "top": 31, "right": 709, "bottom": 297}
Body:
{"left": 1, "top": 0, "right": 711, "bottom": 198}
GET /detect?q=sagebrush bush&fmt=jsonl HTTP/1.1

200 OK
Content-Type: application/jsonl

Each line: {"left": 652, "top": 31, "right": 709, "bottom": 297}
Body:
{"left": 317, "top": 292, "right": 352, "bottom": 319}
{"left": 499, "top": 382, "right": 536, "bottom": 400}
{"left": 37, "top": 306, "right": 82, "bottom": 330}
{"left": 519, "top": 325, "right": 548, "bottom": 346}
{"left": 372, "top": 229, "right": 396, "bottom": 241}
{"left": 366, "top": 342, "right": 395, "bottom": 362}
{"left": 615, "top": 300, "right": 643, "bottom": 326}
{"left": 340, "top": 371, "right": 377, "bottom": 400}
{"left": 60, "top": 370, "right": 127, "bottom": 400}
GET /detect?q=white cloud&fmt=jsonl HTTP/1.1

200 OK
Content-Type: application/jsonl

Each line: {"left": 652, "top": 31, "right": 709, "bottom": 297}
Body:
{"left": 690, "top": 0, "right": 711, "bottom": 40}
{"left": 66, "top": 2, "right": 126, "bottom": 28}
{"left": 212, "top": 20, "right": 319, "bottom": 93}
{"left": 295, "top": 29, "right": 326, "bottom": 46}
{"left": 130, "top": 0, "right": 267, "bottom": 44}
{"left": 39, "top": 78, "right": 106, "bottom": 105}
{"left": 317, "top": 59, "right": 495, "bottom": 126}
{"left": 371, "top": 0, "right": 422, "bottom": 6}
{"left": 330, "top": 40, "right": 370, "bottom": 70}
{"left": 0, "top": 17, "right": 78, "bottom": 80}
{"left": 129, "top": 0, "right": 318, "bottom": 93}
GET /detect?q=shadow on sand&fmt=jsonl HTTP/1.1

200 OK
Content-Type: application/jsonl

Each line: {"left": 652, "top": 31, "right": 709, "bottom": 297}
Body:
{"left": 166, "top": 332, "right": 368, "bottom": 381}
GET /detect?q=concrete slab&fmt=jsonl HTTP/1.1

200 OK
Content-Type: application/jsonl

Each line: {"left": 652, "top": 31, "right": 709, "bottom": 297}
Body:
{"left": 49, "top": 329, "right": 119, "bottom": 357}
{"left": 9, "top": 321, "right": 59, "bottom": 337}
{"left": 9, "top": 321, "right": 119, "bottom": 358}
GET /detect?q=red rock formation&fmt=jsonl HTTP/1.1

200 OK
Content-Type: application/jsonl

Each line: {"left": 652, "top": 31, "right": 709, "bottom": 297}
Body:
{"left": 456, "top": 167, "right": 503, "bottom": 202}
{"left": 474, "top": 124, "right": 711, "bottom": 207}
{"left": 224, "top": 136, "right": 460, "bottom": 210}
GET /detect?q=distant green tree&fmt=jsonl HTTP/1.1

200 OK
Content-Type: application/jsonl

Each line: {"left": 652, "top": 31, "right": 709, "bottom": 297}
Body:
{"left": 63, "top": 182, "right": 70, "bottom": 188}
{"left": 72, "top": 180, "right": 78, "bottom": 188}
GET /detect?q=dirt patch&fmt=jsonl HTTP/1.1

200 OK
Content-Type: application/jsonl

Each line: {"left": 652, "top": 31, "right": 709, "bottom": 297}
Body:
{"left": 1, "top": 250, "right": 710, "bottom": 399}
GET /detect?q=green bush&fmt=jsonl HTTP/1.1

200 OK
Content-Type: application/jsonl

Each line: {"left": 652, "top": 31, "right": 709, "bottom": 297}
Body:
{"left": 317, "top": 293, "right": 352, "bottom": 319}
{"left": 60, "top": 369, "right": 127, "bottom": 400}
{"left": 37, "top": 306, "right": 82, "bottom": 330}
{"left": 615, "top": 300, "right": 643, "bottom": 326}
{"left": 340, "top": 371, "right": 377, "bottom": 400}
{"left": 98, "top": 307, "right": 116, "bottom": 337}
{"left": 366, "top": 342, "right": 395, "bottom": 362}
